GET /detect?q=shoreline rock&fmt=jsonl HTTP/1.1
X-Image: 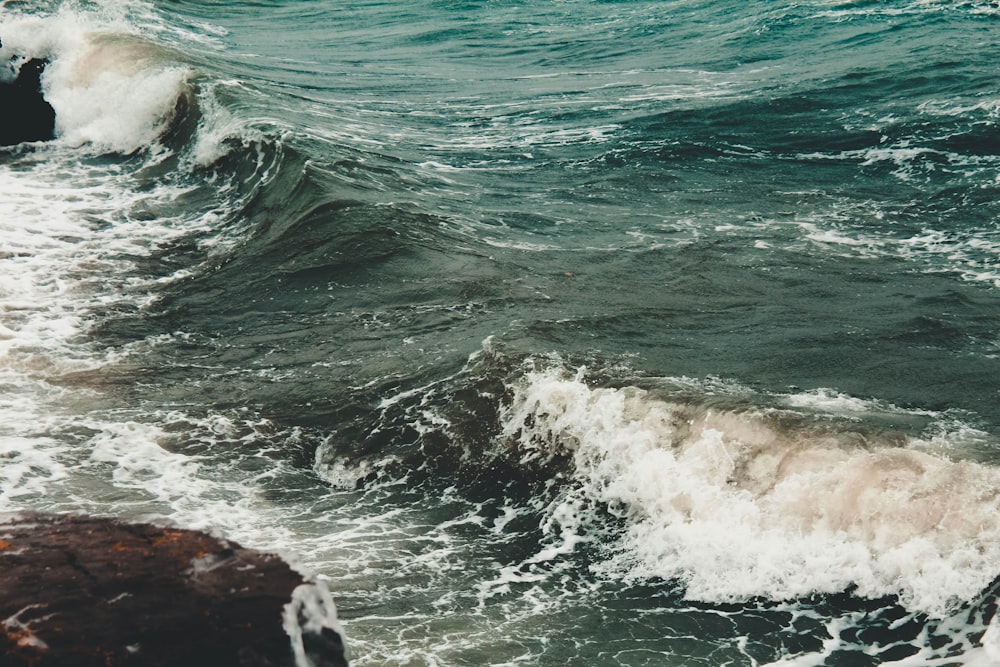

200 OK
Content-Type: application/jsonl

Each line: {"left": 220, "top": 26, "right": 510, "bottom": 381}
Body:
{"left": 0, "top": 512, "right": 348, "bottom": 666}
{"left": 0, "top": 55, "right": 56, "bottom": 146}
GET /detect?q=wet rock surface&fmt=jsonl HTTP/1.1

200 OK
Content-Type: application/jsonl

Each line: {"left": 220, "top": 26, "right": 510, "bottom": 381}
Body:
{"left": 0, "top": 512, "right": 348, "bottom": 666}
{"left": 0, "top": 56, "right": 56, "bottom": 146}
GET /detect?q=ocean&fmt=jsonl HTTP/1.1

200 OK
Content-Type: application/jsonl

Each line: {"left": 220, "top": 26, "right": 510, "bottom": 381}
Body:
{"left": 2, "top": 0, "right": 1000, "bottom": 664}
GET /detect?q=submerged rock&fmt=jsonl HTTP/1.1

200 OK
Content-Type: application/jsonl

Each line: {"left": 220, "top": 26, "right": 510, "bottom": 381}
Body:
{"left": 0, "top": 512, "right": 348, "bottom": 666}
{"left": 0, "top": 56, "right": 56, "bottom": 146}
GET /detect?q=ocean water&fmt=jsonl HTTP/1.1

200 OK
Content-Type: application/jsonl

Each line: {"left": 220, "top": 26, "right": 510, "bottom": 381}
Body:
{"left": 2, "top": 0, "right": 1000, "bottom": 664}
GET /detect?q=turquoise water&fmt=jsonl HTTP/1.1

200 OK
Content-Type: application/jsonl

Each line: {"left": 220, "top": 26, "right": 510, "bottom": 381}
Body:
{"left": 2, "top": 0, "right": 1000, "bottom": 664}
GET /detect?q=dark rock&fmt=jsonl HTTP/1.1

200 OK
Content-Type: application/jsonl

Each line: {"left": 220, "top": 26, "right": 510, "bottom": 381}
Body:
{"left": 0, "top": 512, "right": 348, "bottom": 667}
{"left": 0, "top": 57, "right": 56, "bottom": 146}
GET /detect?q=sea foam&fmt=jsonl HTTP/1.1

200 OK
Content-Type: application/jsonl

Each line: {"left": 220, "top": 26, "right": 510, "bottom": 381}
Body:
{"left": 498, "top": 366, "right": 1000, "bottom": 617}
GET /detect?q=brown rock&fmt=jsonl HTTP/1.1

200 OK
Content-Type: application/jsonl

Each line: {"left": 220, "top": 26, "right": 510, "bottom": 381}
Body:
{"left": 0, "top": 512, "right": 347, "bottom": 666}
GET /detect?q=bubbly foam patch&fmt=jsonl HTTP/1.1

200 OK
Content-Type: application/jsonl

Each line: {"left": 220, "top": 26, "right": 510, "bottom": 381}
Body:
{"left": 498, "top": 368, "right": 1000, "bottom": 616}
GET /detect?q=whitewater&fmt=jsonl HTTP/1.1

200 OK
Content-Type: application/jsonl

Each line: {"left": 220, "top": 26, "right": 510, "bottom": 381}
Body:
{"left": 2, "top": 0, "right": 1000, "bottom": 664}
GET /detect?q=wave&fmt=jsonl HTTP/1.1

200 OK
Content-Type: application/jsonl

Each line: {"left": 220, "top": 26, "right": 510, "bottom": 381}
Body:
{"left": 506, "top": 368, "right": 1000, "bottom": 616}
{"left": 1, "top": 4, "right": 193, "bottom": 154}
{"left": 317, "top": 346, "right": 1000, "bottom": 619}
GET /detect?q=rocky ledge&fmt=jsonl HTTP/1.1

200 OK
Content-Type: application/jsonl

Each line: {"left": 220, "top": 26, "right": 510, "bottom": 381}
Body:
{"left": 0, "top": 512, "right": 348, "bottom": 666}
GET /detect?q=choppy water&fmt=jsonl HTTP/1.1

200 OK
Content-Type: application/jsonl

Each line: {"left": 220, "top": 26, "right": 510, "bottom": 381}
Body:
{"left": 3, "top": 0, "right": 1000, "bottom": 664}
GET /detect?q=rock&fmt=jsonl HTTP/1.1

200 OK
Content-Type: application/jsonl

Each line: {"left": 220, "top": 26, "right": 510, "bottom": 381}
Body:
{"left": 0, "top": 57, "right": 57, "bottom": 146}
{"left": 0, "top": 512, "right": 348, "bottom": 666}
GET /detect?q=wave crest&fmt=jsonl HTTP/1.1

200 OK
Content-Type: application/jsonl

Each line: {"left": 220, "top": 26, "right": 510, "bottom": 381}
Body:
{"left": 498, "top": 364, "right": 1000, "bottom": 616}
{"left": 2, "top": 8, "right": 193, "bottom": 154}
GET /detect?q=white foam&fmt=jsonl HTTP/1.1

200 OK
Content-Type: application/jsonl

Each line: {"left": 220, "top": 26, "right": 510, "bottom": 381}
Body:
{"left": 318, "top": 458, "right": 377, "bottom": 491}
{"left": 0, "top": 434, "right": 69, "bottom": 504}
{"left": 48, "top": 53, "right": 190, "bottom": 153}
{"left": 498, "top": 367, "right": 1000, "bottom": 616}
{"left": 896, "top": 230, "right": 1000, "bottom": 289}
{"left": 963, "top": 616, "right": 1000, "bottom": 666}
{"left": 811, "top": 0, "right": 1000, "bottom": 20}
{"left": 183, "top": 77, "right": 282, "bottom": 170}
{"left": 797, "top": 221, "right": 885, "bottom": 250}
{"left": 783, "top": 217, "right": 1000, "bottom": 289}
{"left": 283, "top": 582, "right": 347, "bottom": 667}
{"left": 783, "top": 387, "right": 933, "bottom": 418}
{"left": 0, "top": 157, "right": 206, "bottom": 388}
